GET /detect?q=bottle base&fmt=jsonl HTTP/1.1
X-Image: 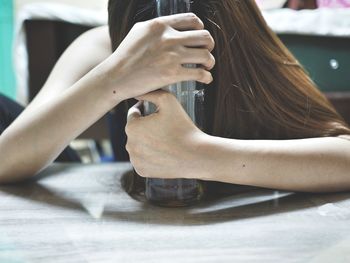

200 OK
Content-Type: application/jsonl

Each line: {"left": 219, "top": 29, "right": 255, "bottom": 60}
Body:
{"left": 145, "top": 178, "right": 205, "bottom": 208}
{"left": 147, "top": 196, "right": 202, "bottom": 208}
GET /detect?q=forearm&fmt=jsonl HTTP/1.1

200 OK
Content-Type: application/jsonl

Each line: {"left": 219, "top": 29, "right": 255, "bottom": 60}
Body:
{"left": 199, "top": 135, "right": 350, "bottom": 192}
{"left": 0, "top": 67, "right": 119, "bottom": 182}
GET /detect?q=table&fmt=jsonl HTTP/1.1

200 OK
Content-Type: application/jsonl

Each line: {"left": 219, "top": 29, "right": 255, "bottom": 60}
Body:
{"left": 0, "top": 163, "right": 349, "bottom": 263}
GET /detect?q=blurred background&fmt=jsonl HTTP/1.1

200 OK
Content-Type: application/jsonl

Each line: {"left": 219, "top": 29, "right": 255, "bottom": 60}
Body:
{"left": 0, "top": 0, "right": 349, "bottom": 162}
{"left": 0, "top": 0, "right": 108, "bottom": 99}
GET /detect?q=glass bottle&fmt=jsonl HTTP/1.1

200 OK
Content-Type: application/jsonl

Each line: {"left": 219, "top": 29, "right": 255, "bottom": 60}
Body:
{"left": 142, "top": 0, "right": 206, "bottom": 207}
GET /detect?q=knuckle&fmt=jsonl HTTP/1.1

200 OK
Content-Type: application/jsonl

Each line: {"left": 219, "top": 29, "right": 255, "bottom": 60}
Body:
{"left": 161, "top": 36, "right": 177, "bottom": 47}
{"left": 211, "top": 37, "right": 216, "bottom": 50}
{"left": 125, "top": 124, "right": 131, "bottom": 135}
{"left": 130, "top": 158, "right": 140, "bottom": 172}
{"left": 125, "top": 141, "right": 131, "bottom": 153}
{"left": 126, "top": 145, "right": 135, "bottom": 158}
{"left": 125, "top": 122, "right": 135, "bottom": 135}
{"left": 205, "top": 51, "right": 211, "bottom": 61}
{"left": 202, "top": 30, "right": 215, "bottom": 50}
{"left": 197, "top": 69, "right": 212, "bottom": 83}
{"left": 187, "top": 12, "right": 197, "bottom": 19}
{"left": 207, "top": 53, "right": 216, "bottom": 68}
{"left": 136, "top": 167, "right": 146, "bottom": 177}
{"left": 149, "top": 19, "right": 166, "bottom": 32}
{"left": 132, "top": 161, "right": 145, "bottom": 177}
{"left": 207, "top": 73, "right": 214, "bottom": 83}
{"left": 158, "top": 33, "right": 182, "bottom": 50}
{"left": 187, "top": 13, "right": 204, "bottom": 28}
{"left": 126, "top": 142, "right": 142, "bottom": 157}
{"left": 132, "top": 22, "right": 141, "bottom": 29}
{"left": 202, "top": 30, "right": 212, "bottom": 39}
{"left": 125, "top": 122, "right": 139, "bottom": 138}
{"left": 167, "top": 51, "right": 181, "bottom": 62}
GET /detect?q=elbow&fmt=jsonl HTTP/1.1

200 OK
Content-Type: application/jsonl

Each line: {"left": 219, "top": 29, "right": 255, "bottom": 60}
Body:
{"left": 0, "top": 144, "right": 13, "bottom": 184}
{"left": 0, "top": 149, "right": 42, "bottom": 183}
{"left": 0, "top": 163, "right": 16, "bottom": 184}
{"left": 0, "top": 163, "right": 27, "bottom": 184}
{"left": 0, "top": 126, "right": 50, "bottom": 183}
{"left": 0, "top": 170, "right": 15, "bottom": 185}
{"left": 0, "top": 164, "right": 39, "bottom": 185}
{"left": 0, "top": 140, "right": 38, "bottom": 184}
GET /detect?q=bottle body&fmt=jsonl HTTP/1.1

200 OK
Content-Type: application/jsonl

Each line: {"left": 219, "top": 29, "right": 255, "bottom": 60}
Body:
{"left": 144, "top": 88, "right": 206, "bottom": 207}
{"left": 156, "top": 0, "right": 191, "bottom": 15}
{"left": 141, "top": 0, "right": 205, "bottom": 207}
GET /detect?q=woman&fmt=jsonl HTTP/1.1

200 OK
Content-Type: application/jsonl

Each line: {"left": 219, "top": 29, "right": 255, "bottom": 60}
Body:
{"left": 119, "top": 0, "right": 350, "bottom": 193}
{"left": 1, "top": 0, "right": 349, "bottom": 192}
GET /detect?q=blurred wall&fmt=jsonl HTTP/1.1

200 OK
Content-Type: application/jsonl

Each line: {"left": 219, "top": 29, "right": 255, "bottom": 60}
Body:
{"left": 0, "top": 0, "right": 16, "bottom": 99}
{"left": 0, "top": 0, "right": 108, "bottom": 101}
{"left": 15, "top": 0, "right": 108, "bottom": 13}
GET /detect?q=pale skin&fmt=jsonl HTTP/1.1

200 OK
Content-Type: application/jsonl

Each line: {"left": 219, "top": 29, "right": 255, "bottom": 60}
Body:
{"left": 0, "top": 14, "right": 349, "bottom": 192}
{"left": 127, "top": 91, "right": 350, "bottom": 193}
{"left": 0, "top": 14, "right": 215, "bottom": 182}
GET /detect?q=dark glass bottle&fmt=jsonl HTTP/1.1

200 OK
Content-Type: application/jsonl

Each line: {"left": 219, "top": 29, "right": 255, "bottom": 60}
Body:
{"left": 144, "top": 89, "right": 206, "bottom": 207}
{"left": 142, "top": 0, "right": 206, "bottom": 207}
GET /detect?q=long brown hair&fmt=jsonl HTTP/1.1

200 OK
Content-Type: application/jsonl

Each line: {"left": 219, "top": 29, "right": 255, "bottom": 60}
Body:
{"left": 108, "top": 0, "right": 350, "bottom": 140}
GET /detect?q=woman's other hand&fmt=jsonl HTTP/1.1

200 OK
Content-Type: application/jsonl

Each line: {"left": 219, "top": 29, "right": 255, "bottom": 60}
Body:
{"left": 99, "top": 13, "right": 215, "bottom": 102}
{"left": 125, "top": 90, "right": 208, "bottom": 179}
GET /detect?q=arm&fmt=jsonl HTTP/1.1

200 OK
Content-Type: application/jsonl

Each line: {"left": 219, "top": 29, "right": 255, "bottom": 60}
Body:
{"left": 0, "top": 13, "right": 215, "bottom": 183}
{"left": 24, "top": 26, "right": 112, "bottom": 113}
{"left": 0, "top": 26, "right": 113, "bottom": 182}
{"left": 200, "top": 135, "right": 350, "bottom": 193}
{"left": 0, "top": 40, "right": 115, "bottom": 182}
{"left": 126, "top": 91, "right": 350, "bottom": 193}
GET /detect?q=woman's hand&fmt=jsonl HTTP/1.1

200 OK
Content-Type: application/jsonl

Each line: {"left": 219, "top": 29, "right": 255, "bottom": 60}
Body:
{"left": 125, "top": 90, "right": 208, "bottom": 179}
{"left": 98, "top": 13, "right": 215, "bottom": 102}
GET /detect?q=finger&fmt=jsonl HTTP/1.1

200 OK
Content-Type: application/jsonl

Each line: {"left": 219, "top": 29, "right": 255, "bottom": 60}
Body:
{"left": 179, "top": 67, "right": 213, "bottom": 84}
{"left": 127, "top": 101, "right": 143, "bottom": 122}
{"left": 158, "top": 13, "right": 204, "bottom": 31}
{"left": 180, "top": 48, "right": 216, "bottom": 70}
{"left": 178, "top": 30, "right": 215, "bottom": 51}
{"left": 136, "top": 90, "right": 174, "bottom": 109}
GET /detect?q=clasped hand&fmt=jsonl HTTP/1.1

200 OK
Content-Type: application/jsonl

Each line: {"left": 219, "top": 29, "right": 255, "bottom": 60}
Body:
{"left": 99, "top": 12, "right": 215, "bottom": 103}
{"left": 116, "top": 13, "right": 216, "bottom": 179}
{"left": 126, "top": 91, "right": 209, "bottom": 180}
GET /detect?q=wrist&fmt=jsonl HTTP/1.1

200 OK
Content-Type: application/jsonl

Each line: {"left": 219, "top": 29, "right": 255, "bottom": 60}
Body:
{"left": 190, "top": 132, "right": 220, "bottom": 181}
{"left": 193, "top": 134, "right": 242, "bottom": 183}
{"left": 89, "top": 58, "right": 126, "bottom": 105}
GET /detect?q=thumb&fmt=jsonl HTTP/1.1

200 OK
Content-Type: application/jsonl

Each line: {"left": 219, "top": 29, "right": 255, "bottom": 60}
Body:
{"left": 127, "top": 101, "right": 143, "bottom": 122}
{"left": 136, "top": 90, "right": 174, "bottom": 110}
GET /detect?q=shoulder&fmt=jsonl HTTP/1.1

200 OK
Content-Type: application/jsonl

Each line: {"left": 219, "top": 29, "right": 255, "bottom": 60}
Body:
{"left": 53, "top": 25, "right": 112, "bottom": 78}
{"left": 43, "top": 26, "right": 112, "bottom": 91}
{"left": 72, "top": 26, "right": 112, "bottom": 58}
{"left": 77, "top": 26, "right": 110, "bottom": 47}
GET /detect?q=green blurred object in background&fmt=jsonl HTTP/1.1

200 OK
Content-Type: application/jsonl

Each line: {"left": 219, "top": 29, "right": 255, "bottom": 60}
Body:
{"left": 0, "top": 0, "right": 16, "bottom": 100}
{"left": 279, "top": 34, "right": 350, "bottom": 93}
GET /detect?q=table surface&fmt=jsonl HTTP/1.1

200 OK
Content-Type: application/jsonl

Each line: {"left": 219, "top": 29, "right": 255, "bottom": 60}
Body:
{"left": 0, "top": 163, "right": 350, "bottom": 263}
